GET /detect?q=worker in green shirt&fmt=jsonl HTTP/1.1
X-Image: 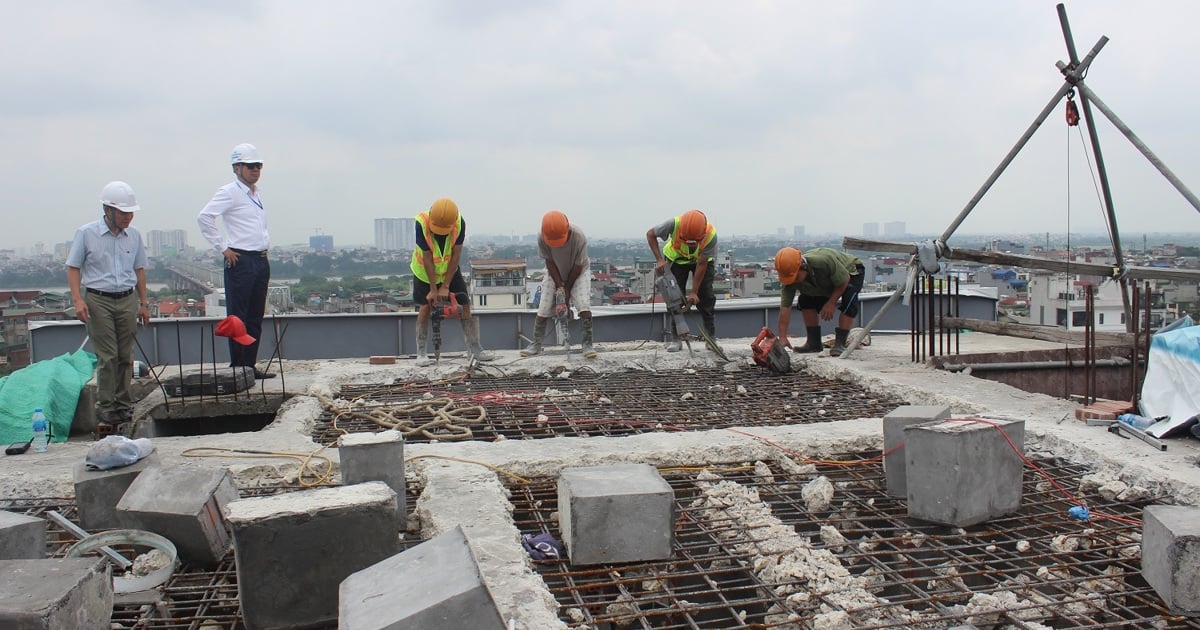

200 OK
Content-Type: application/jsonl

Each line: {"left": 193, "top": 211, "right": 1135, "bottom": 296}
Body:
{"left": 774, "top": 247, "right": 865, "bottom": 356}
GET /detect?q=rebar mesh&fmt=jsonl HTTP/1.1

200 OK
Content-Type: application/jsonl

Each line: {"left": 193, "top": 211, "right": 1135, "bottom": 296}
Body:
{"left": 510, "top": 455, "right": 1197, "bottom": 629}
{"left": 3, "top": 482, "right": 422, "bottom": 630}
{"left": 312, "top": 367, "right": 903, "bottom": 446}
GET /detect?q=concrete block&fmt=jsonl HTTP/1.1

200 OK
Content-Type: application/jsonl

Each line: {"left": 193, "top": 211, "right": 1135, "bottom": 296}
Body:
{"left": 558, "top": 463, "right": 674, "bottom": 565}
{"left": 227, "top": 481, "right": 400, "bottom": 630}
{"left": 72, "top": 456, "right": 158, "bottom": 531}
{"left": 1142, "top": 505, "right": 1200, "bottom": 614}
{"left": 340, "top": 525, "right": 506, "bottom": 630}
{"left": 0, "top": 511, "right": 46, "bottom": 560}
{"left": 0, "top": 558, "right": 112, "bottom": 629}
{"left": 338, "top": 430, "right": 406, "bottom": 516}
{"left": 882, "top": 405, "right": 951, "bottom": 498}
{"left": 116, "top": 465, "right": 238, "bottom": 567}
{"left": 905, "top": 418, "right": 1025, "bottom": 527}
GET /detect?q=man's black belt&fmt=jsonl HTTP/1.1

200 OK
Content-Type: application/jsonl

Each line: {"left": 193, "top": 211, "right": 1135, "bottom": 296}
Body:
{"left": 231, "top": 248, "right": 268, "bottom": 256}
{"left": 86, "top": 287, "right": 134, "bottom": 299}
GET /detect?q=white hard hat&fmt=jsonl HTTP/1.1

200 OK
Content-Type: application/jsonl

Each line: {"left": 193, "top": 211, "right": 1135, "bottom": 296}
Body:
{"left": 230, "top": 143, "right": 263, "bottom": 164}
{"left": 100, "top": 181, "right": 141, "bottom": 213}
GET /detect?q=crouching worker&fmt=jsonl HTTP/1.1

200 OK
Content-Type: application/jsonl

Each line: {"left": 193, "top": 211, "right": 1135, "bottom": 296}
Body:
{"left": 522, "top": 210, "right": 597, "bottom": 358}
{"left": 410, "top": 198, "right": 495, "bottom": 366}
{"left": 774, "top": 246, "right": 865, "bottom": 357}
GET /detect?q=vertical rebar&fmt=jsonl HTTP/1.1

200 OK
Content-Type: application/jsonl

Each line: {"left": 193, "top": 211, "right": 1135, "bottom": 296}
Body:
{"left": 954, "top": 276, "right": 960, "bottom": 355}
{"left": 1086, "top": 285, "right": 1095, "bottom": 405}
{"left": 1130, "top": 284, "right": 1140, "bottom": 405}
{"left": 910, "top": 282, "right": 917, "bottom": 363}
{"left": 926, "top": 275, "right": 935, "bottom": 361}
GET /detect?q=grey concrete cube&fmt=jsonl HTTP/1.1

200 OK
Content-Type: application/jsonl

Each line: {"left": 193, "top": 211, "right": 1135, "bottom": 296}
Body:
{"left": 116, "top": 465, "right": 238, "bottom": 567}
{"left": 227, "top": 481, "right": 400, "bottom": 630}
{"left": 882, "top": 405, "right": 951, "bottom": 497}
{"left": 72, "top": 456, "right": 157, "bottom": 531}
{"left": 0, "top": 558, "right": 112, "bottom": 629}
{"left": 0, "top": 511, "right": 46, "bottom": 560}
{"left": 340, "top": 525, "right": 506, "bottom": 630}
{"left": 558, "top": 463, "right": 674, "bottom": 565}
{"left": 338, "top": 430, "right": 406, "bottom": 517}
{"left": 1142, "top": 505, "right": 1200, "bottom": 614}
{"left": 905, "top": 418, "right": 1025, "bottom": 527}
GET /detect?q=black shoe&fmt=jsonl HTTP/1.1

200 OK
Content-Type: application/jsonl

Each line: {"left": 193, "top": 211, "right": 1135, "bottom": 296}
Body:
{"left": 793, "top": 342, "right": 823, "bottom": 353}
{"left": 253, "top": 369, "right": 276, "bottom": 379}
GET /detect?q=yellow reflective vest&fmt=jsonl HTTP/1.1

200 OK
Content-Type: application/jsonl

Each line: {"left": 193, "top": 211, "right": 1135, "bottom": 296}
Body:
{"left": 662, "top": 216, "right": 717, "bottom": 264}
{"left": 409, "top": 213, "right": 463, "bottom": 283}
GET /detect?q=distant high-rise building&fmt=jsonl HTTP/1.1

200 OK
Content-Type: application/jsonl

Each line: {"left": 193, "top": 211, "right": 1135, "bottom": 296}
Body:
{"left": 374, "top": 217, "right": 416, "bottom": 251}
{"left": 863, "top": 223, "right": 880, "bottom": 238}
{"left": 310, "top": 235, "right": 334, "bottom": 252}
{"left": 776, "top": 227, "right": 786, "bottom": 237}
{"left": 146, "top": 229, "right": 188, "bottom": 257}
{"left": 793, "top": 225, "right": 805, "bottom": 239}
{"left": 883, "top": 221, "right": 906, "bottom": 238}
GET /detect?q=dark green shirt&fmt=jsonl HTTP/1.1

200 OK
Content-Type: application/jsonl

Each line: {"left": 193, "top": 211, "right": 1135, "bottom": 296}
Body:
{"left": 780, "top": 248, "right": 862, "bottom": 306}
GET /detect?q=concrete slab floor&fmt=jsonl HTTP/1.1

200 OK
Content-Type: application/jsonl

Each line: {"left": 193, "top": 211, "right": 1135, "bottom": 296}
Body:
{"left": 2, "top": 331, "right": 1199, "bottom": 629}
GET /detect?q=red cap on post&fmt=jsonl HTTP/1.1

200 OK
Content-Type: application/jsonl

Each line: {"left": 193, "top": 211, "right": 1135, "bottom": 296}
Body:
{"left": 215, "top": 315, "right": 256, "bottom": 346}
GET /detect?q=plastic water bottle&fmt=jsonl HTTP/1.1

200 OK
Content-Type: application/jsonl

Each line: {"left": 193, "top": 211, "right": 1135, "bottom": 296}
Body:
{"left": 31, "top": 408, "right": 48, "bottom": 453}
{"left": 1118, "top": 413, "right": 1153, "bottom": 431}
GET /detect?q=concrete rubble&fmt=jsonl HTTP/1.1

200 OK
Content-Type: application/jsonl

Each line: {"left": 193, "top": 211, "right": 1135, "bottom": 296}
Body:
{"left": 2, "top": 333, "right": 1199, "bottom": 627}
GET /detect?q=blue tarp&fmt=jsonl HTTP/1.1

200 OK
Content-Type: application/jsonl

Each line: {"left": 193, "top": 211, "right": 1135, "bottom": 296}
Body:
{"left": 0, "top": 350, "right": 96, "bottom": 444}
{"left": 1141, "top": 321, "right": 1200, "bottom": 438}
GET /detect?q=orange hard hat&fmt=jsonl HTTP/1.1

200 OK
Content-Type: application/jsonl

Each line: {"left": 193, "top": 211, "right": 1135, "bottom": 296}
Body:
{"left": 775, "top": 247, "right": 803, "bottom": 285}
{"left": 678, "top": 209, "right": 708, "bottom": 242}
{"left": 541, "top": 210, "right": 570, "bottom": 247}
{"left": 428, "top": 198, "right": 460, "bottom": 235}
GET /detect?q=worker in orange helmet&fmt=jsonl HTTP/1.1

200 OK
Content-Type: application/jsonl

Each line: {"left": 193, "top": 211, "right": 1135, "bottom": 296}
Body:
{"left": 774, "top": 246, "right": 865, "bottom": 356}
{"left": 646, "top": 209, "right": 717, "bottom": 351}
{"left": 522, "top": 210, "right": 597, "bottom": 358}
{"left": 409, "top": 198, "right": 495, "bottom": 366}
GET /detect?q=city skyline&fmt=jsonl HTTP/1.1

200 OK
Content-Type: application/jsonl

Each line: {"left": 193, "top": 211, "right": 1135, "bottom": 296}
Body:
{"left": 3, "top": 2, "right": 1200, "bottom": 251}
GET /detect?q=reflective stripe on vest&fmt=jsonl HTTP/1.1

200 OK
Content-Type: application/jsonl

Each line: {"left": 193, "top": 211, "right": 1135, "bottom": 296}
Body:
{"left": 409, "top": 213, "right": 463, "bottom": 283}
{"left": 662, "top": 216, "right": 717, "bottom": 263}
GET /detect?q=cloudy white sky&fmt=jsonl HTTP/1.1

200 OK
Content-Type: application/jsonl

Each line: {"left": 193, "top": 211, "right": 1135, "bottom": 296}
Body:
{"left": 4, "top": 1, "right": 1199, "bottom": 251}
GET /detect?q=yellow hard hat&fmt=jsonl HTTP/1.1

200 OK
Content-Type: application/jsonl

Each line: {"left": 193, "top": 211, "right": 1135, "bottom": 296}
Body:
{"left": 428, "top": 198, "right": 460, "bottom": 235}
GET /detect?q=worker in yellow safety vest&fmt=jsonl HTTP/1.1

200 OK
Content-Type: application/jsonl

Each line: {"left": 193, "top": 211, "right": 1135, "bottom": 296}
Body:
{"left": 409, "top": 198, "right": 494, "bottom": 365}
{"left": 645, "top": 209, "right": 718, "bottom": 352}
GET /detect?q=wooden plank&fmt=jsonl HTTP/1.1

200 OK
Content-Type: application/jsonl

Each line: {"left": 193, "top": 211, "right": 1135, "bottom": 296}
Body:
{"left": 939, "top": 316, "right": 1137, "bottom": 346}
{"left": 842, "top": 237, "right": 1200, "bottom": 282}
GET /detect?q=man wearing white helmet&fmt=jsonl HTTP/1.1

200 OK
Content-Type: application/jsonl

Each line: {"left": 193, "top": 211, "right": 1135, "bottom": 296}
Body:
{"left": 67, "top": 181, "right": 150, "bottom": 428}
{"left": 197, "top": 143, "right": 274, "bottom": 378}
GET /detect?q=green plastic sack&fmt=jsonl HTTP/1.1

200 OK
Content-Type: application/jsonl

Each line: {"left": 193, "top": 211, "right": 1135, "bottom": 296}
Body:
{"left": 0, "top": 350, "right": 97, "bottom": 444}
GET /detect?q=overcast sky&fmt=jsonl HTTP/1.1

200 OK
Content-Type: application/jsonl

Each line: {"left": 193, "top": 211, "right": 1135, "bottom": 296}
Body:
{"left": 4, "top": 1, "right": 1199, "bottom": 252}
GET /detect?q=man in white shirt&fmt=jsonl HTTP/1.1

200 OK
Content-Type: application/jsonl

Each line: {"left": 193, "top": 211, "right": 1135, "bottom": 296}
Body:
{"left": 197, "top": 143, "right": 274, "bottom": 378}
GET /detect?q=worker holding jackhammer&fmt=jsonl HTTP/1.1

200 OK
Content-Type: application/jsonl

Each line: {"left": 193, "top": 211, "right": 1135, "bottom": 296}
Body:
{"left": 646, "top": 209, "right": 717, "bottom": 352}
{"left": 774, "top": 247, "right": 865, "bottom": 357}
{"left": 522, "top": 210, "right": 598, "bottom": 358}
{"left": 410, "top": 198, "right": 495, "bottom": 366}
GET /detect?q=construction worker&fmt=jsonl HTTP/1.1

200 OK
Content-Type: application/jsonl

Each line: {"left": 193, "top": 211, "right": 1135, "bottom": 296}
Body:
{"left": 646, "top": 209, "right": 717, "bottom": 351}
{"left": 66, "top": 181, "right": 150, "bottom": 427}
{"left": 522, "top": 210, "right": 597, "bottom": 358}
{"left": 410, "top": 198, "right": 495, "bottom": 366}
{"left": 774, "top": 246, "right": 865, "bottom": 356}
{"left": 197, "top": 143, "right": 275, "bottom": 379}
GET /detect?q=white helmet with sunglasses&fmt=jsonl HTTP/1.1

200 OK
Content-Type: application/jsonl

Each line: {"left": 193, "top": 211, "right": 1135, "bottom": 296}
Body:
{"left": 230, "top": 143, "right": 263, "bottom": 165}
